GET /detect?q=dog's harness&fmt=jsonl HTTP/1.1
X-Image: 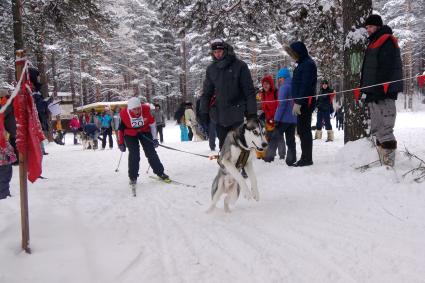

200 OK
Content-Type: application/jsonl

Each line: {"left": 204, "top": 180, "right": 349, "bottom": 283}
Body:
{"left": 233, "top": 131, "right": 251, "bottom": 170}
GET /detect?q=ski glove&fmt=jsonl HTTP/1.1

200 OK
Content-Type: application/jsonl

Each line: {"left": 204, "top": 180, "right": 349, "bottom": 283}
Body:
{"left": 153, "top": 139, "right": 159, "bottom": 148}
{"left": 292, "top": 103, "right": 301, "bottom": 116}
{"left": 119, "top": 144, "right": 126, "bottom": 152}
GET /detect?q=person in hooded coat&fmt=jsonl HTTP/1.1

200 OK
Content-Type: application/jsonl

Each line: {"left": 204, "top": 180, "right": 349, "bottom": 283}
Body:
{"left": 260, "top": 74, "right": 285, "bottom": 162}
{"left": 285, "top": 41, "right": 317, "bottom": 167}
{"left": 200, "top": 39, "right": 257, "bottom": 150}
{"left": 360, "top": 14, "right": 403, "bottom": 167}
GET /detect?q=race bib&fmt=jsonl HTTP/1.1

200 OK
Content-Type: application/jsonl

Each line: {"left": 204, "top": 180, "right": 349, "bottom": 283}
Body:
{"left": 130, "top": 116, "right": 144, "bottom": 128}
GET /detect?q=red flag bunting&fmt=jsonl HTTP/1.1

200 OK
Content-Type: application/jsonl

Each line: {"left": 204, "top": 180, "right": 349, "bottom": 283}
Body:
{"left": 308, "top": 96, "right": 313, "bottom": 107}
{"left": 13, "top": 76, "right": 45, "bottom": 183}
{"left": 383, "top": 83, "right": 389, "bottom": 94}
{"left": 418, "top": 75, "right": 425, "bottom": 88}
{"left": 0, "top": 113, "right": 6, "bottom": 148}
{"left": 354, "top": 88, "right": 360, "bottom": 102}
{"left": 330, "top": 92, "right": 336, "bottom": 102}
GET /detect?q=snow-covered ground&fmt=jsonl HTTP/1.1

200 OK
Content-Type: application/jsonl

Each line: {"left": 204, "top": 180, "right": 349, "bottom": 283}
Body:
{"left": 1, "top": 110, "right": 425, "bottom": 283}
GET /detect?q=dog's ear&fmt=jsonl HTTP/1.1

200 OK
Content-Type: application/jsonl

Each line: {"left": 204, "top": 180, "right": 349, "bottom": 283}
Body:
{"left": 246, "top": 118, "right": 259, "bottom": 130}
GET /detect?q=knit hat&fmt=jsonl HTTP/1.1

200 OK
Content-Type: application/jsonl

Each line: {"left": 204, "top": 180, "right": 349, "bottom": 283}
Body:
{"left": 276, "top": 68, "right": 291, "bottom": 79}
{"left": 365, "top": 15, "right": 383, "bottom": 27}
{"left": 127, "top": 97, "right": 141, "bottom": 110}
{"left": 321, "top": 79, "right": 329, "bottom": 85}
{"left": 210, "top": 39, "right": 225, "bottom": 50}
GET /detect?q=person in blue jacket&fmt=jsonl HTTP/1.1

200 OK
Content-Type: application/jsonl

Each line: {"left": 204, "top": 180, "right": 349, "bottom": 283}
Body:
{"left": 264, "top": 68, "right": 297, "bottom": 166}
{"left": 100, "top": 107, "right": 113, "bottom": 149}
{"left": 285, "top": 41, "right": 317, "bottom": 166}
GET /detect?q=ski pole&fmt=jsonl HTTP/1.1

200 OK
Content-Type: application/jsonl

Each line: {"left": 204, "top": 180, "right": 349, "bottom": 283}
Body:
{"left": 115, "top": 152, "right": 124, "bottom": 172}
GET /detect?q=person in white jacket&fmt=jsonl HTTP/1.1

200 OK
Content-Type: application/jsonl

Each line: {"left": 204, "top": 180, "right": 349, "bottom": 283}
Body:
{"left": 184, "top": 102, "right": 204, "bottom": 141}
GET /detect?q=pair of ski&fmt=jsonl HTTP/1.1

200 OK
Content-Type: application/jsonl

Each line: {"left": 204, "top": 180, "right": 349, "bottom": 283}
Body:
{"left": 129, "top": 176, "right": 196, "bottom": 197}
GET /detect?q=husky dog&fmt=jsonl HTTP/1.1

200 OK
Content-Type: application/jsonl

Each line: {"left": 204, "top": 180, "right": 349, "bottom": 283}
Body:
{"left": 208, "top": 119, "right": 268, "bottom": 213}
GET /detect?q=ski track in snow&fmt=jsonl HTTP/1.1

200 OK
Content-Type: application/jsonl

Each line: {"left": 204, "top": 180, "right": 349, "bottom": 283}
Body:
{"left": 1, "top": 111, "right": 425, "bottom": 283}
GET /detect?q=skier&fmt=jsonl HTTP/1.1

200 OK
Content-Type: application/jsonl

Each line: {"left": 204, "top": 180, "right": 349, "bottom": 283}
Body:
{"left": 100, "top": 106, "right": 113, "bottom": 149}
{"left": 261, "top": 74, "right": 286, "bottom": 162}
{"left": 152, "top": 104, "right": 166, "bottom": 143}
{"left": 200, "top": 38, "right": 257, "bottom": 150}
{"left": 315, "top": 80, "right": 334, "bottom": 142}
{"left": 361, "top": 14, "right": 403, "bottom": 166}
{"left": 118, "top": 97, "right": 170, "bottom": 188}
{"left": 265, "top": 68, "right": 297, "bottom": 166}
{"left": 285, "top": 41, "right": 317, "bottom": 166}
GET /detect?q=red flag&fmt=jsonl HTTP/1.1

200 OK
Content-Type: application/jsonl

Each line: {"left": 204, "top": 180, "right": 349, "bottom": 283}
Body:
{"left": 383, "top": 83, "right": 389, "bottom": 94}
{"left": 354, "top": 88, "right": 360, "bottom": 102}
{"left": 13, "top": 78, "right": 45, "bottom": 183}
{"left": 330, "top": 92, "right": 336, "bottom": 102}
{"left": 418, "top": 75, "right": 425, "bottom": 88}
{"left": 0, "top": 113, "right": 6, "bottom": 148}
{"left": 308, "top": 96, "right": 313, "bottom": 107}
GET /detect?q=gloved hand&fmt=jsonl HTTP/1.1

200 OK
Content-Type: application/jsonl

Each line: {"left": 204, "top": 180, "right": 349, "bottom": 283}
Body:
{"left": 292, "top": 103, "right": 301, "bottom": 116}
{"left": 153, "top": 139, "right": 159, "bottom": 148}
{"left": 118, "top": 144, "right": 126, "bottom": 152}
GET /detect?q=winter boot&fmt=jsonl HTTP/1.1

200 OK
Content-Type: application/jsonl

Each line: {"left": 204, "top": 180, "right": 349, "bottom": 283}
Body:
{"left": 314, "top": 130, "right": 322, "bottom": 140}
{"left": 158, "top": 173, "right": 171, "bottom": 183}
{"left": 380, "top": 140, "right": 397, "bottom": 167}
{"left": 326, "top": 130, "right": 334, "bottom": 142}
{"left": 285, "top": 147, "right": 297, "bottom": 166}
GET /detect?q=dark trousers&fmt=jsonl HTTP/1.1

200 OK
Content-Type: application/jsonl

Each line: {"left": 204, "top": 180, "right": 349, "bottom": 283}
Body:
{"left": 216, "top": 122, "right": 242, "bottom": 150}
{"left": 71, "top": 129, "right": 79, "bottom": 144}
{"left": 156, "top": 125, "right": 164, "bottom": 143}
{"left": 336, "top": 116, "right": 344, "bottom": 130}
{"left": 265, "top": 130, "right": 286, "bottom": 160}
{"left": 0, "top": 165, "right": 12, "bottom": 199}
{"left": 124, "top": 132, "right": 164, "bottom": 181}
{"left": 102, "top": 127, "right": 113, "bottom": 149}
{"left": 265, "top": 123, "right": 296, "bottom": 164}
{"left": 209, "top": 121, "right": 217, "bottom": 150}
{"left": 316, "top": 110, "right": 332, "bottom": 130}
{"left": 188, "top": 126, "right": 193, "bottom": 141}
{"left": 297, "top": 106, "right": 313, "bottom": 162}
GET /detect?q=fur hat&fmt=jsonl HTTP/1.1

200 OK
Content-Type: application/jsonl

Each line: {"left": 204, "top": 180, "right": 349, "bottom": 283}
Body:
{"left": 127, "top": 97, "right": 141, "bottom": 110}
{"left": 365, "top": 14, "right": 383, "bottom": 27}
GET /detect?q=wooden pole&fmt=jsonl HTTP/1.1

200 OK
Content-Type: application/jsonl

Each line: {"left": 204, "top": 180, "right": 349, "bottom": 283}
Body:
{"left": 16, "top": 50, "right": 31, "bottom": 254}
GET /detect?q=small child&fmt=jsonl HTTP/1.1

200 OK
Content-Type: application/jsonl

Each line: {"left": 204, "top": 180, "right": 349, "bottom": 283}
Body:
{"left": 0, "top": 139, "right": 17, "bottom": 199}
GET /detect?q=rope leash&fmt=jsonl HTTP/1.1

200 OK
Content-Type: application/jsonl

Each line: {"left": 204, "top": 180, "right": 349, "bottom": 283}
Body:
{"left": 256, "top": 73, "right": 425, "bottom": 104}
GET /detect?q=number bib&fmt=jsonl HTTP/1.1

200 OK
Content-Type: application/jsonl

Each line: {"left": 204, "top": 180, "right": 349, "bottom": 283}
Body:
{"left": 127, "top": 109, "right": 144, "bottom": 128}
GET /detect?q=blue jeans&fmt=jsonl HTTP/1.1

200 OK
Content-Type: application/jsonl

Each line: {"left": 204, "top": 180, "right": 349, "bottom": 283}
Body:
{"left": 316, "top": 110, "right": 332, "bottom": 130}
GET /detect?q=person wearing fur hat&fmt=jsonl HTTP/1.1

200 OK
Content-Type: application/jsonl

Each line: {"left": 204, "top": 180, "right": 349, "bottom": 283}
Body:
{"left": 118, "top": 97, "right": 170, "bottom": 186}
{"left": 200, "top": 38, "right": 257, "bottom": 150}
{"left": 285, "top": 42, "right": 317, "bottom": 167}
{"left": 361, "top": 14, "right": 403, "bottom": 166}
{"left": 315, "top": 80, "right": 334, "bottom": 142}
{"left": 260, "top": 74, "right": 285, "bottom": 162}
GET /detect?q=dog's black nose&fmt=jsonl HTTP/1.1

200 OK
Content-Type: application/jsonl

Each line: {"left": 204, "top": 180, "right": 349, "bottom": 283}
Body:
{"left": 261, "top": 142, "right": 268, "bottom": 148}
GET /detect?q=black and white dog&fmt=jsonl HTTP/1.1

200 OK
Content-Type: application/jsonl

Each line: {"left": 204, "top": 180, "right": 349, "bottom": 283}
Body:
{"left": 208, "top": 119, "right": 268, "bottom": 213}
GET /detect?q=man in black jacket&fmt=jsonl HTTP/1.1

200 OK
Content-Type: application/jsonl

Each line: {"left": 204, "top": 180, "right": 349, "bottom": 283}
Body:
{"left": 200, "top": 39, "right": 257, "bottom": 150}
{"left": 285, "top": 41, "right": 317, "bottom": 167}
{"left": 361, "top": 15, "right": 403, "bottom": 167}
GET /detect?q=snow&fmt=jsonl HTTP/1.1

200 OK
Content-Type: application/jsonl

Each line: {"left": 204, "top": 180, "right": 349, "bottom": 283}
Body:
{"left": 1, "top": 111, "right": 425, "bottom": 283}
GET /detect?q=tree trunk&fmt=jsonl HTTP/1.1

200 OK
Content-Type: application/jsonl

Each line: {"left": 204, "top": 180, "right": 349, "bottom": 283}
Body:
{"left": 69, "top": 46, "right": 76, "bottom": 108}
{"left": 342, "top": 0, "right": 372, "bottom": 143}
{"left": 51, "top": 50, "right": 58, "bottom": 99}
{"left": 12, "top": 0, "right": 24, "bottom": 51}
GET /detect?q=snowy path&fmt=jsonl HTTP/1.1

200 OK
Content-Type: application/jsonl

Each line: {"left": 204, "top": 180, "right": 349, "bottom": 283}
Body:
{"left": 1, "top": 112, "right": 425, "bottom": 283}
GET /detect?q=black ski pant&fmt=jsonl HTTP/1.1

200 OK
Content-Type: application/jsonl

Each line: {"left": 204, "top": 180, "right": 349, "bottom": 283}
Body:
{"left": 216, "top": 122, "right": 242, "bottom": 150}
{"left": 209, "top": 121, "right": 217, "bottom": 151}
{"left": 156, "top": 125, "right": 164, "bottom": 143}
{"left": 125, "top": 132, "right": 164, "bottom": 181}
{"left": 188, "top": 126, "right": 193, "bottom": 141}
{"left": 102, "top": 127, "right": 113, "bottom": 149}
{"left": 297, "top": 106, "right": 313, "bottom": 163}
{"left": 0, "top": 165, "right": 12, "bottom": 199}
{"left": 265, "top": 123, "right": 295, "bottom": 163}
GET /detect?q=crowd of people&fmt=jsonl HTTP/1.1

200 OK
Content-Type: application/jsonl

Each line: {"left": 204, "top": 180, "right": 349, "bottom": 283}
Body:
{"left": 0, "top": 14, "right": 403, "bottom": 198}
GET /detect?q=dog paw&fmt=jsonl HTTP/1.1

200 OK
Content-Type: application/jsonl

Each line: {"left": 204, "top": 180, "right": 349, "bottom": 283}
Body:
{"left": 243, "top": 190, "right": 252, "bottom": 200}
{"left": 251, "top": 189, "right": 260, "bottom": 201}
{"left": 224, "top": 204, "right": 231, "bottom": 213}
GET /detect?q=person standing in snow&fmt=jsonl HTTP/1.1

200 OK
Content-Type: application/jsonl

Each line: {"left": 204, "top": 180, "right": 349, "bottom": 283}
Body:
{"left": 185, "top": 101, "right": 204, "bottom": 141}
{"left": 69, "top": 114, "right": 81, "bottom": 145}
{"left": 315, "top": 80, "right": 334, "bottom": 142}
{"left": 285, "top": 41, "right": 317, "bottom": 167}
{"left": 152, "top": 104, "right": 165, "bottom": 144}
{"left": 360, "top": 14, "right": 403, "bottom": 167}
{"left": 101, "top": 107, "right": 113, "bottom": 150}
{"left": 174, "top": 102, "right": 189, "bottom": 142}
{"left": 265, "top": 68, "right": 297, "bottom": 166}
{"left": 260, "top": 74, "right": 286, "bottom": 162}
{"left": 335, "top": 106, "right": 344, "bottom": 131}
{"left": 118, "top": 97, "right": 170, "bottom": 186}
{"left": 200, "top": 38, "right": 257, "bottom": 150}
{"left": 0, "top": 134, "right": 17, "bottom": 200}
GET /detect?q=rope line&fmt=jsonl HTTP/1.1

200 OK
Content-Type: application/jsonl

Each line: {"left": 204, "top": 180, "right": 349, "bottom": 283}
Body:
{"left": 0, "top": 61, "right": 29, "bottom": 114}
